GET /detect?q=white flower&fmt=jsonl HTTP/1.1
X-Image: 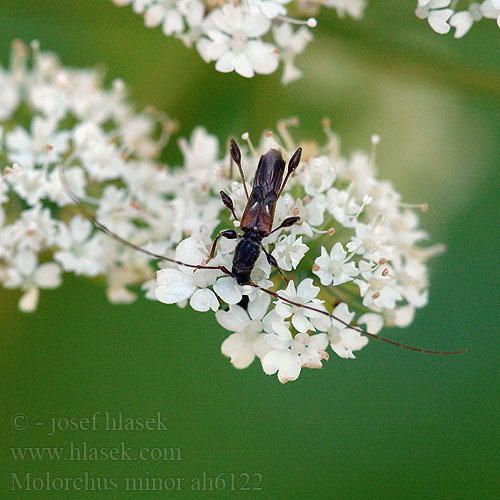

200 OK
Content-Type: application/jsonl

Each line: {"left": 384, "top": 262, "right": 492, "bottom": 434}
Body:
{"left": 154, "top": 236, "right": 242, "bottom": 311}
{"left": 326, "top": 303, "right": 368, "bottom": 359}
{"left": 4, "top": 204, "right": 60, "bottom": 253}
{"left": 275, "top": 194, "right": 326, "bottom": 239}
{"left": 415, "top": 0, "right": 453, "bottom": 34}
{"left": 0, "top": 68, "right": 20, "bottom": 120}
{"left": 272, "top": 24, "right": 312, "bottom": 85}
{"left": 261, "top": 322, "right": 328, "bottom": 382}
{"left": 4, "top": 250, "right": 61, "bottom": 312}
{"left": 326, "top": 187, "right": 361, "bottom": 227}
{"left": 324, "top": 0, "right": 366, "bottom": 19}
{"left": 0, "top": 42, "right": 446, "bottom": 378}
{"left": 143, "top": 1, "right": 184, "bottom": 35}
{"left": 346, "top": 222, "right": 390, "bottom": 262}
{"left": 74, "top": 121, "right": 125, "bottom": 181}
{"left": 249, "top": 0, "right": 290, "bottom": 19}
{"left": 354, "top": 261, "right": 402, "bottom": 310}
{"left": 6, "top": 117, "right": 70, "bottom": 167}
{"left": 416, "top": 0, "right": 498, "bottom": 35}
{"left": 313, "top": 242, "right": 358, "bottom": 286}
{"left": 178, "top": 126, "right": 220, "bottom": 183}
{"left": 301, "top": 156, "right": 336, "bottom": 196}
{"left": 271, "top": 234, "right": 308, "bottom": 271}
{"left": 197, "top": 5, "right": 278, "bottom": 78}
{"left": 480, "top": 0, "right": 500, "bottom": 27}
{"left": 382, "top": 306, "right": 415, "bottom": 328}
{"left": 111, "top": 0, "right": 366, "bottom": 82}
{"left": 275, "top": 279, "right": 329, "bottom": 332}
{"left": 217, "top": 293, "right": 274, "bottom": 368}
{"left": 449, "top": 10, "right": 474, "bottom": 38}
{"left": 3, "top": 163, "right": 49, "bottom": 206}
{"left": 54, "top": 216, "right": 104, "bottom": 276}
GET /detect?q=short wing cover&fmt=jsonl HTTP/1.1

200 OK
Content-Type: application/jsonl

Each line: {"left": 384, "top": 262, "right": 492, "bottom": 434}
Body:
{"left": 240, "top": 149, "right": 285, "bottom": 235}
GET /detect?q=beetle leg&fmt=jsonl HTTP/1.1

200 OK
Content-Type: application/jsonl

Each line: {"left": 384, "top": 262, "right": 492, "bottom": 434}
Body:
{"left": 204, "top": 229, "right": 238, "bottom": 265}
{"left": 260, "top": 245, "right": 289, "bottom": 283}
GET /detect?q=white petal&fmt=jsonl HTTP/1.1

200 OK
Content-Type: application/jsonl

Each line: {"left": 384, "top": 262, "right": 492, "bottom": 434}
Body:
{"left": 245, "top": 41, "right": 279, "bottom": 75}
{"left": 358, "top": 313, "right": 384, "bottom": 334}
{"left": 221, "top": 333, "right": 255, "bottom": 369}
{"left": 292, "top": 312, "right": 312, "bottom": 333}
{"left": 213, "top": 276, "right": 242, "bottom": 304}
{"left": 330, "top": 342, "right": 355, "bottom": 359}
{"left": 162, "top": 10, "right": 184, "bottom": 35}
{"left": 275, "top": 301, "right": 293, "bottom": 318}
{"left": 261, "top": 349, "right": 284, "bottom": 375}
{"left": 215, "top": 305, "right": 249, "bottom": 332}
{"left": 70, "top": 215, "right": 92, "bottom": 242}
{"left": 332, "top": 302, "right": 355, "bottom": 326}
{"left": 301, "top": 348, "right": 328, "bottom": 369}
{"left": 34, "top": 263, "right": 62, "bottom": 288}
{"left": 248, "top": 292, "right": 270, "bottom": 321}
{"left": 190, "top": 288, "right": 219, "bottom": 312}
{"left": 277, "top": 351, "right": 301, "bottom": 383}
{"left": 19, "top": 287, "right": 39, "bottom": 313}
{"left": 107, "top": 286, "right": 137, "bottom": 304}
{"left": 296, "top": 278, "right": 319, "bottom": 302}
{"left": 263, "top": 333, "right": 287, "bottom": 350}
{"left": 15, "top": 251, "right": 37, "bottom": 276}
{"left": 429, "top": 0, "right": 451, "bottom": 7}
{"left": 233, "top": 53, "right": 254, "bottom": 79}
{"left": 342, "top": 331, "right": 369, "bottom": 352}
{"left": 393, "top": 306, "right": 415, "bottom": 328}
{"left": 260, "top": 1, "right": 286, "bottom": 19}
{"left": 243, "top": 11, "right": 271, "bottom": 37}
{"left": 281, "top": 62, "right": 303, "bottom": 85}
{"left": 271, "top": 321, "right": 293, "bottom": 341}
{"left": 428, "top": 9, "right": 453, "bottom": 34}
{"left": 155, "top": 269, "right": 196, "bottom": 304}
{"left": 215, "top": 51, "right": 236, "bottom": 73}
{"left": 449, "top": 11, "right": 474, "bottom": 38}
{"left": 144, "top": 4, "right": 164, "bottom": 26}
{"left": 308, "top": 333, "right": 329, "bottom": 350}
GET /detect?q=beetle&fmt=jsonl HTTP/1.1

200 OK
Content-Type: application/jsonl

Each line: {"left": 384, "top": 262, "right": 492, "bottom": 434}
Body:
{"left": 58, "top": 142, "right": 466, "bottom": 356}
{"left": 204, "top": 140, "right": 301, "bottom": 308}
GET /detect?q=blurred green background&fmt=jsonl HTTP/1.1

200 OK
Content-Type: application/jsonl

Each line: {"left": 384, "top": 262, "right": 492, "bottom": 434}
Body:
{"left": 1, "top": 1, "right": 499, "bottom": 498}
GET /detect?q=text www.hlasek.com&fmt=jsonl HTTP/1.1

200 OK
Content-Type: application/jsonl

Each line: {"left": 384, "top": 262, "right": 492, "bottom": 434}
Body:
{"left": 10, "top": 442, "right": 181, "bottom": 462}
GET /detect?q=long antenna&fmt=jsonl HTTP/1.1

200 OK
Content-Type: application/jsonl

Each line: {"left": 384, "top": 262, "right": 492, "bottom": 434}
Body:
{"left": 243, "top": 282, "right": 466, "bottom": 355}
{"left": 230, "top": 139, "right": 250, "bottom": 200}
{"left": 59, "top": 165, "right": 467, "bottom": 355}
{"left": 58, "top": 165, "right": 226, "bottom": 273}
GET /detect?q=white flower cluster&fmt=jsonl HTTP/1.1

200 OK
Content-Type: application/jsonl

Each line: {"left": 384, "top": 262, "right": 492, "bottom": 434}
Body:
{"left": 0, "top": 40, "right": 212, "bottom": 311}
{"left": 154, "top": 121, "right": 444, "bottom": 383}
{"left": 111, "top": 0, "right": 366, "bottom": 84}
{"left": 416, "top": 0, "right": 500, "bottom": 37}
{"left": 1, "top": 43, "right": 443, "bottom": 382}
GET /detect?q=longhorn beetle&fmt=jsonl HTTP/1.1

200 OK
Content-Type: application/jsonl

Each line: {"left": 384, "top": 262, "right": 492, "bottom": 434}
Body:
{"left": 205, "top": 140, "right": 301, "bottom": 309}
{"left": 58, "top": 140, "right": 466, "bottom": 356}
